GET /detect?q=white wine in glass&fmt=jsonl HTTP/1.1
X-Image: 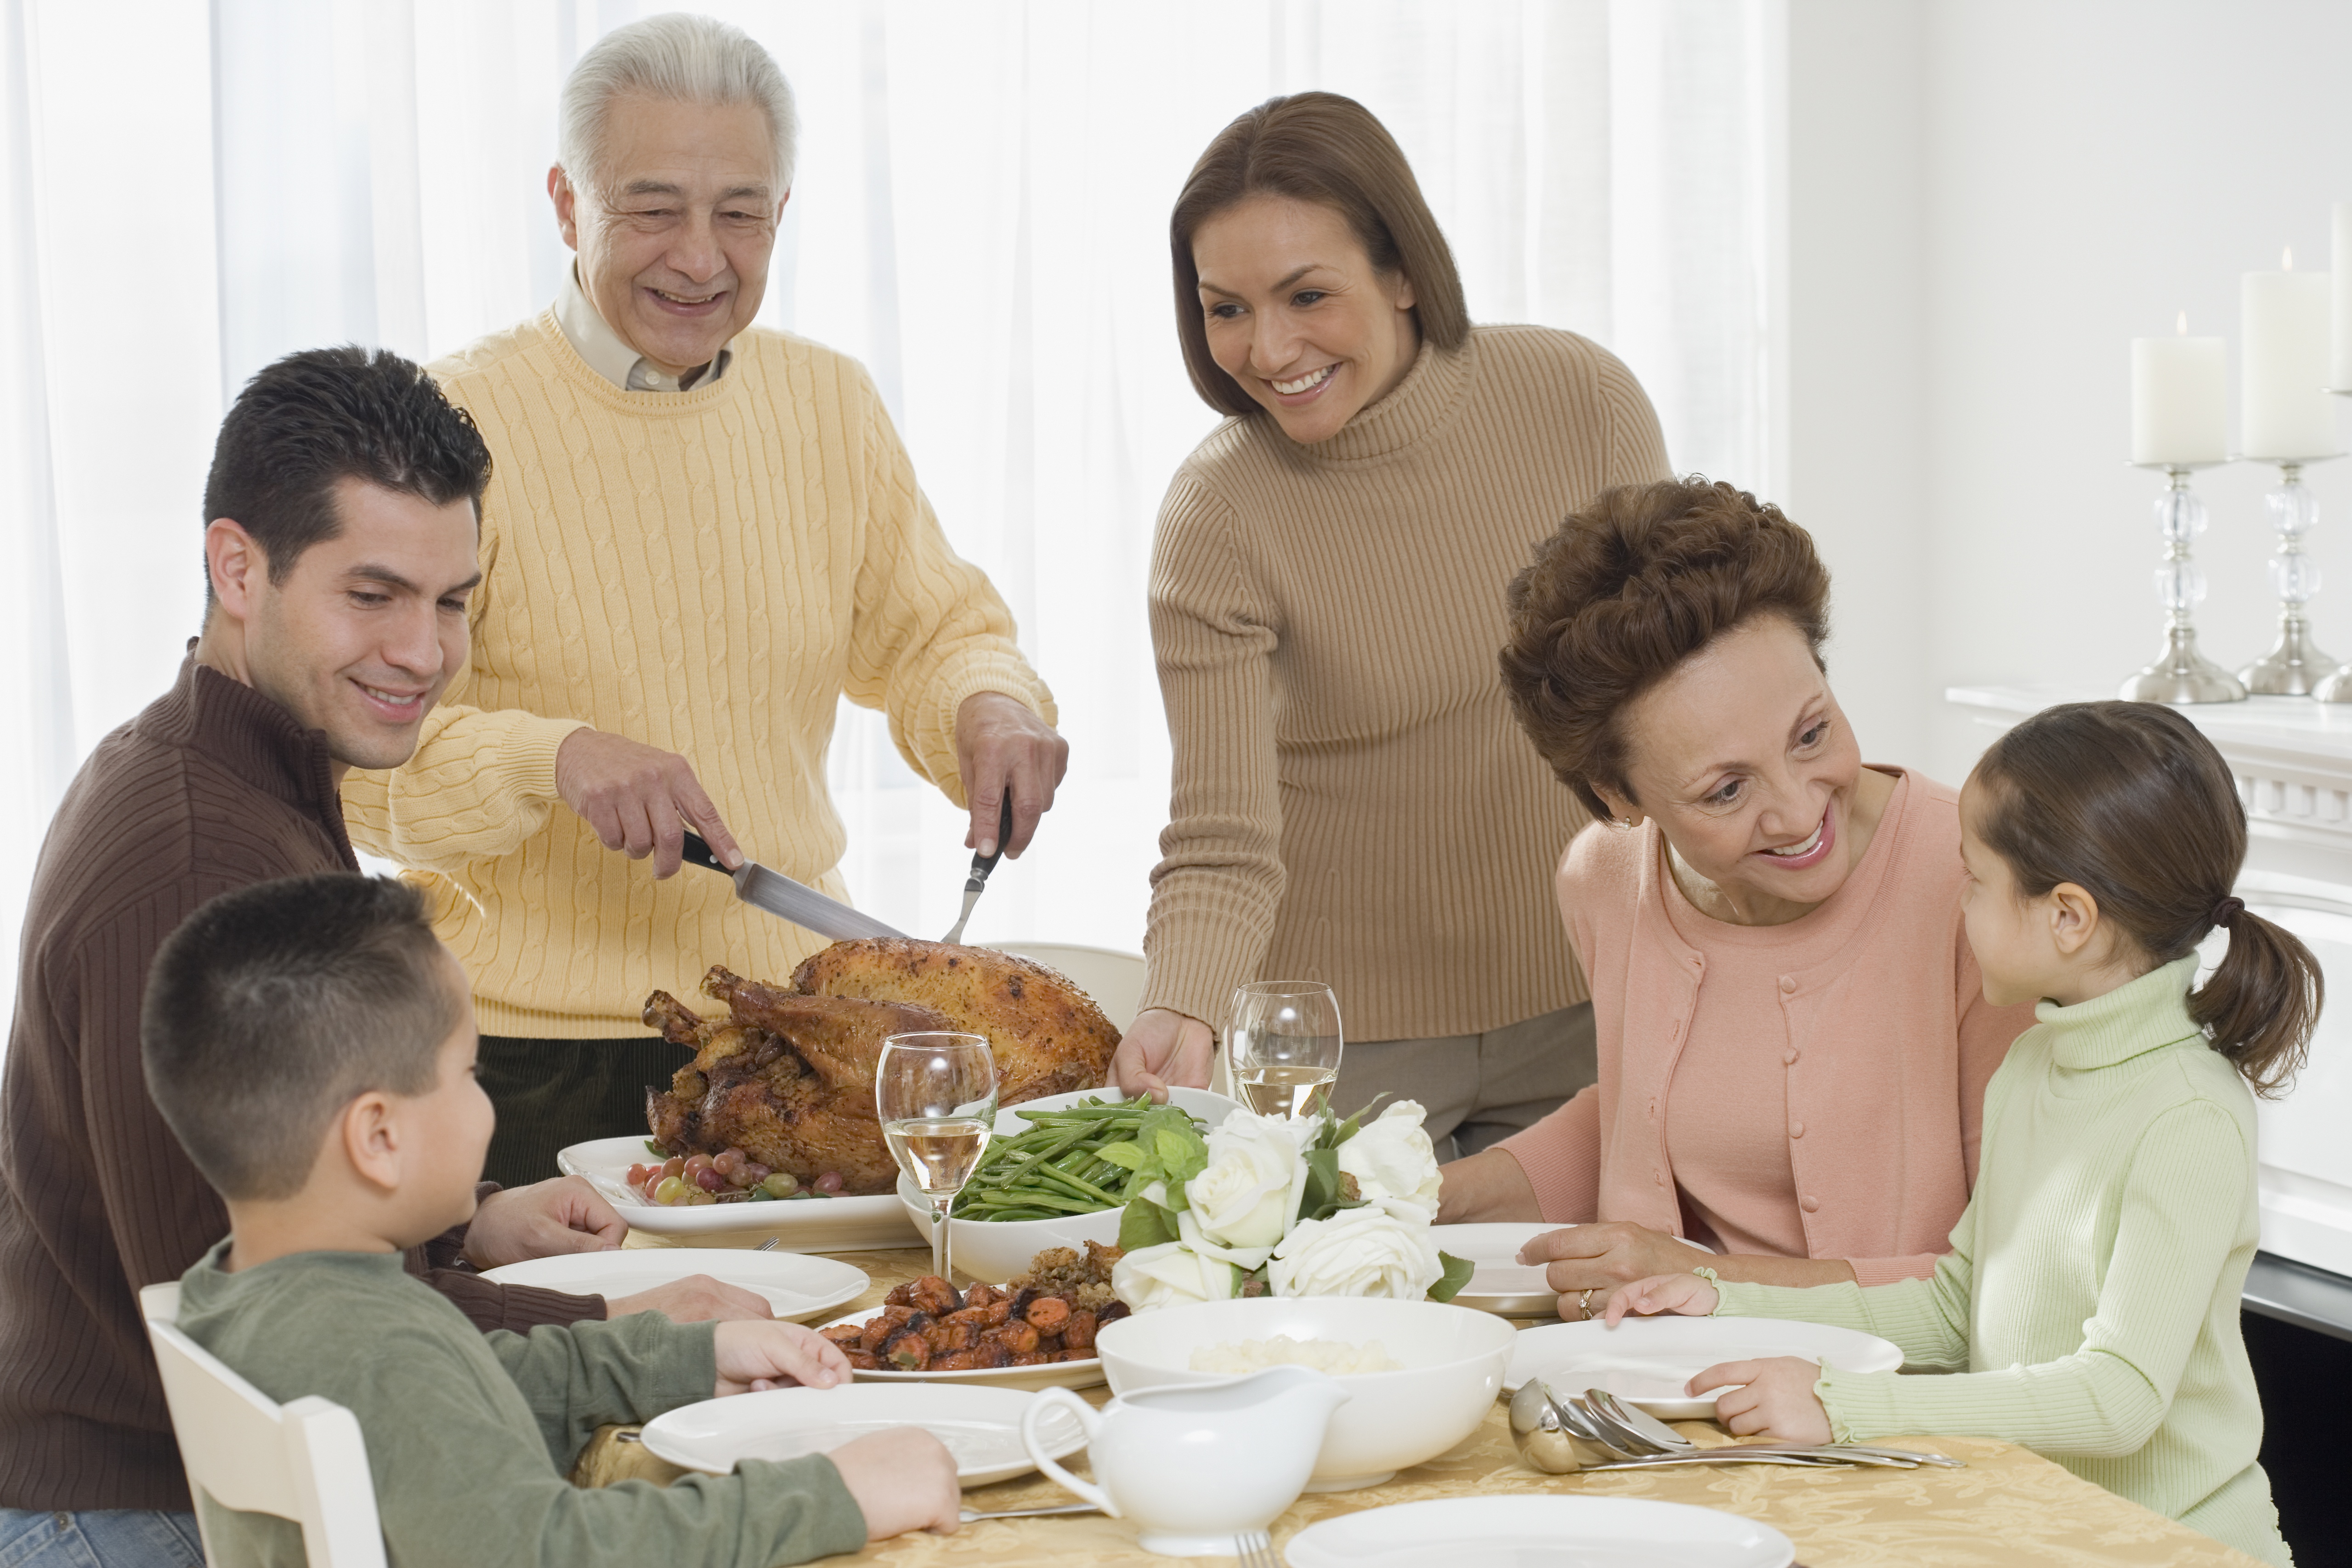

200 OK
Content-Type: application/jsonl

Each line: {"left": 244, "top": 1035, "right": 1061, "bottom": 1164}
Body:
{"left": 1227, "top": 981, "right": 1343, "bottom": 1121}
{"left": 876, "top": 1032, "right": 998, "bottom": 1284}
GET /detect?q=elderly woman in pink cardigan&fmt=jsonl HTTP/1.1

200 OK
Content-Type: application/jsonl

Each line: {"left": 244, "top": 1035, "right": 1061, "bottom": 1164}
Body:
{"left": 1439, "top": 477, "right": 2035, "bottom": 1314}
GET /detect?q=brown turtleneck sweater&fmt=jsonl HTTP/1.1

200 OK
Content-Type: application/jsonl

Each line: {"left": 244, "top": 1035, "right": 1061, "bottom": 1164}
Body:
{"left": 0, "top": 657, "right": 603, "bottom": 1512}
{"left": 1141, "top": 325, "right": 1671, "bottom": 1039}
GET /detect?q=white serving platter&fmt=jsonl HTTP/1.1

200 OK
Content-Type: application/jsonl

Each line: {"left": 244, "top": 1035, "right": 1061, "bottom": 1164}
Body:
{"left": 1282, "top": 1495, "right": 1792, "bottom": 1568}
{"left": 1431, "top": 1223, "right": 1711, "bottom": 1318}
{"left": 640, "top": 1383, "right": 1086, "bottom": 1489}
{"left": 819, "top": 1302, "right": 1107, "bottom": 1393}
{"left": 481, "top": 1249, "right": 868, "bottom": 1323}
{"left": 1504, "top": 1315, "right": 1902, "bottom": 1421}
{"left": 558, "top": 1135, "right": 920, "bottom": 1250}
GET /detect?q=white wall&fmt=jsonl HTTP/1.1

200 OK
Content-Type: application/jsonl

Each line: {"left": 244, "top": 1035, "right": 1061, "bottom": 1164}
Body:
{"left": 1920, "top": 0, "right": 2352, "bottom": 782}
{"left": 1784, "top": 0, "right": 2352, "bottom": 786}
{"left": 1783, "top": 0, "right": 1930, "bottom": 769}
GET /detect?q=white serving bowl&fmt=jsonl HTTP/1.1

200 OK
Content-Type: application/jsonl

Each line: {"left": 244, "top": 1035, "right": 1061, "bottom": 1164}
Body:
{"left": 898, "top": 1086, "right": 1241, "bottom": 1285}
{"left": 1093, "top": 1295, "right": 1516, "bottom": 1491}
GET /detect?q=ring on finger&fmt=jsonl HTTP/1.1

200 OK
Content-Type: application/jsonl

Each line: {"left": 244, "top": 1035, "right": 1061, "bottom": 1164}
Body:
{"left": 1579, "top": 1288, "right": 1598, "bottom": 1320}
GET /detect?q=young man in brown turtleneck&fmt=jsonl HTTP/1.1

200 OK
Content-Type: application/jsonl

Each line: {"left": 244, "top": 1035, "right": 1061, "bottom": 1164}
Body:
{"left": 0, "top": 347, "right": 769, "bottom": 1568}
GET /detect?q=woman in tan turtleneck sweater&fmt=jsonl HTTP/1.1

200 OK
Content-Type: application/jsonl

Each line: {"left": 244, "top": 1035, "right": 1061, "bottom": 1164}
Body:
{"left": 1111, "top": 92, "right": 1671, "bottom": 1156}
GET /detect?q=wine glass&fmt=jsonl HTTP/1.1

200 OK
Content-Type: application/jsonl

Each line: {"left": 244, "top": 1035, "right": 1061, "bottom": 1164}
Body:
{"left": 876, "top": 1032, "right": 999, "bottom": 1285}
{"left": 1226, "top": 981, "right": 1343, "bottom": 1121}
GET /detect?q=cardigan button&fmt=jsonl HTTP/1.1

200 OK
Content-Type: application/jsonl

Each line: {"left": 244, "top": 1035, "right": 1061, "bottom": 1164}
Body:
{"left": 1783, "top": 1048, "right": 1799, "bottom": 1065}
{"left": 1778, "top": 975, "right": 1797, "bottom": 994}
{"left": 1801, "top": 1195, "right": 1821, "bottom": 1213}
{"left": 1790, "top": 1121, "right": 1805, "bottom": 1139}
{"left": 1655, "top": 1172, "right": 1665, "bottom": 1187}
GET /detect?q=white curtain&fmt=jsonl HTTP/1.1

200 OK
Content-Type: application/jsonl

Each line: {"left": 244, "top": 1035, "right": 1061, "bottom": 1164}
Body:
{"left": 3, "top": 0, "right": 1773, "bottom": 1009}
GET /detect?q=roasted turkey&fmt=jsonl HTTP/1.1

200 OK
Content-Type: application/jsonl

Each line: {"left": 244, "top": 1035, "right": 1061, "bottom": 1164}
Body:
{"left": 642, "top": 943, "right": 1122, "bottom": 1194}
{"left": 791, "top": 939, "right": 1121, "bottom": 1105}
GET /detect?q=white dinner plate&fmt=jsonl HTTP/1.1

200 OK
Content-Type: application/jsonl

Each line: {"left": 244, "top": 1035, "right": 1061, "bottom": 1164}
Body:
{"left": 1505, "top": 1316, "right": 1902, "bottom": 1420}
{"left": 1282, "top": 1496, "right": 1792, "bottom": 1568}
{"left": 821, "top": 1303, "right": 1106, "bottom": 1392}
{"left": 639, "top": 1383, "right": 1087, "bottom": 1489}
{"left": 558, "top": 1136, "right": 920, "bottom": 1250}
{"left": 1432, "top": 1223, "right": 1711, "bottom": 1318}
{"left": 480, "top": 1249, "right": 868, "bottom": 1323}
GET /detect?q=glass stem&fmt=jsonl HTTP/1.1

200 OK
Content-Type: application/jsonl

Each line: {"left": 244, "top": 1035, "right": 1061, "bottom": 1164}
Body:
{"left": 932, "top": 1195, "right": 952, "bottom": 1284}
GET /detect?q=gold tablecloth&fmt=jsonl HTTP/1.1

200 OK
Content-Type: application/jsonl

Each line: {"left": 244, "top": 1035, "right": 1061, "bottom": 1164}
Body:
{"left": 585, "top": 1238, "right": 2264, "bottom": 1567}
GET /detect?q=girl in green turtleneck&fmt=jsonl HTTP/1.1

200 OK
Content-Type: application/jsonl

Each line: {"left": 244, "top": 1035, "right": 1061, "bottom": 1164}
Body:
{"left": 1604, "top": 699, "right": 2314, "bottom": 1566}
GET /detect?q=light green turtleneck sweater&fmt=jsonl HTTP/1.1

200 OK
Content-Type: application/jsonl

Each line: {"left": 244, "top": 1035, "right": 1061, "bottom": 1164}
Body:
{"left": 1713, "top": 956, "right": 2289, "bottom": 1566}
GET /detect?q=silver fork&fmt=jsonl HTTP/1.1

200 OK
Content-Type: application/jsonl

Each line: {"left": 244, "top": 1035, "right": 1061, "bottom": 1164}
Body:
{"left": 1574, "top": 1388, "right": 1956, "bottom": 1468}
{"left": 1233, "top": 1528, "right": 1280, "bottom": 1568}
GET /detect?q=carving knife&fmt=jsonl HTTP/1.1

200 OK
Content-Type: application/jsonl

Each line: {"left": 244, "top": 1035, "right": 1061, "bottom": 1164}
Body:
{"left": 679, "top": 832, "right": 908, "bottom": 942}
{"left": 941, "top": 794, "right": 1015, "bottom": 945}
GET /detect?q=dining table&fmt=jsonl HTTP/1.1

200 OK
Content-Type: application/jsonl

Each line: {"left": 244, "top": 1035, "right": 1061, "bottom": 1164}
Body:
{"left": 577, "top": 1229, "right": 2270, "bottom": 1568}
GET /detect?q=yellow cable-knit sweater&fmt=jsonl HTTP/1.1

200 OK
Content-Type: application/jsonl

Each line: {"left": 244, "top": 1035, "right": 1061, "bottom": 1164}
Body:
{"left": 341, "top": 311, "right": 1054, "bottom": 1039}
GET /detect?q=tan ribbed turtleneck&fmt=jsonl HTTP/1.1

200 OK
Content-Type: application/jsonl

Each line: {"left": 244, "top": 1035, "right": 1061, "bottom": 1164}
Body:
{"left": 1140, "top": 325, "right": 1671, "bottom": 1040}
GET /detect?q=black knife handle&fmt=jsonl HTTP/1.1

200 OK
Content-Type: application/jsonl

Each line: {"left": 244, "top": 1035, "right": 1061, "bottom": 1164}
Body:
{"left": 972, "top": 793, "right": 1015, "bottom": 880}
{"left": 680, "top": 832, "right": 727, "bottom": 874}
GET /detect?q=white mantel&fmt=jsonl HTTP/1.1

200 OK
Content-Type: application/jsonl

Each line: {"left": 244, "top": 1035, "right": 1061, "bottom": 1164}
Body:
{"left": 1949, "top": 686, "right": 2352, "bottom": 1287}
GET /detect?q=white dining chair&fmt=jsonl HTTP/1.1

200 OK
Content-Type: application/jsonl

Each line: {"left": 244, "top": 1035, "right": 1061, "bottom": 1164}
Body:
{"left": 986, "top": 942, "right": 1235, "bottom": 1098}
{"left": 138, "top": 1281, "right": 388, "bottom": 1568}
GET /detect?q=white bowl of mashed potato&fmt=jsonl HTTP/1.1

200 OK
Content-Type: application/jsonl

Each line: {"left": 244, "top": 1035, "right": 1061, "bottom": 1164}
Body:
{"left": 1094, "top": 1296, "right": 1515, "bottom": 1490}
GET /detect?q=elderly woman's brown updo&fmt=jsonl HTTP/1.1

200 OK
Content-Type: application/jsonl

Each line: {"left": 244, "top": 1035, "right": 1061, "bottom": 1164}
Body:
{"left": 1499, "top": 478, "right": 1832, "bottom": 821}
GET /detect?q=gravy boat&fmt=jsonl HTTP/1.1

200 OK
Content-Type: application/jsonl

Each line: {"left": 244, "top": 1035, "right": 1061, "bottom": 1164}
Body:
{"left": 1020, "top": 1366, "right": 1348, "bottom": 1557}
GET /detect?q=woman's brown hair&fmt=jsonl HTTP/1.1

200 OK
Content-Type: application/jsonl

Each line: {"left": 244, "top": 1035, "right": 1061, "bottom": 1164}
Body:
{"left": 1169, "top": 91, "right": 1468, "bottom": 417}
{"left": 1497, "top": 477, "right": 1832, "bottom": 821}
{"left": 1972, "top": 701, "right": 2320, "bottom": 1095}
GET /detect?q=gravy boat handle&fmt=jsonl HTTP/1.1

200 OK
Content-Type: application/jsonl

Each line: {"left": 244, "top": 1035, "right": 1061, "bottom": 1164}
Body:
{"left": 1022, "top": 1387, "right": 1113, "bottom": 1516}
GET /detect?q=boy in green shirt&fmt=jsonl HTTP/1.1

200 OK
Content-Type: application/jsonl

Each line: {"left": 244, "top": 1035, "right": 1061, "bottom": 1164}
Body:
{"left": 142, "top": 873, "right": 961, "bottom": 1565}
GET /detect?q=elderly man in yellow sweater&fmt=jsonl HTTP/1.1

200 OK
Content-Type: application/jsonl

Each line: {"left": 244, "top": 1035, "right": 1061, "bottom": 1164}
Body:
{"left": 342, "top": 15, "right": 1065, "bottom": 1186}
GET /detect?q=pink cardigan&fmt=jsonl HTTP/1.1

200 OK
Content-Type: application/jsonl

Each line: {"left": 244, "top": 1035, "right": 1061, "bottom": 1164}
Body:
{"left": 1496, "top": 770, "right": 2035, "bottom": 1285}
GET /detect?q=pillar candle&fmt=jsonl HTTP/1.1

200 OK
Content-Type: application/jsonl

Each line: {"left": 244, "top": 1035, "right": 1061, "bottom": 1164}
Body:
{"left": 2243, "top": 250, "right": 2337, "bottom": 459}
{"left": 2132, "top": 318, "right": 2226, "bottom": 465}
{"left": 2331, "top": 202, "right": 2352, "bottom": 391}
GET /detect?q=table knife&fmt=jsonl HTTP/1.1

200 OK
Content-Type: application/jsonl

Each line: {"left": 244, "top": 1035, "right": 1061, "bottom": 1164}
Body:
{"left": 941, "top": 794, "right": 1014, "bottom": 945}
{"left": 680, "top": 832, "right": 908, "bottom": 942}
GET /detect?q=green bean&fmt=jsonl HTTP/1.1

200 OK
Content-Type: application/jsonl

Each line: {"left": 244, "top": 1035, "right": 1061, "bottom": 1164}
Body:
{"left": 950, "top": 1095, "right": 1185, "bottom": 1221}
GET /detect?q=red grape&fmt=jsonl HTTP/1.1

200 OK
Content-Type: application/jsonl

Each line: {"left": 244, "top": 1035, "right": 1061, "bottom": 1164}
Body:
{"left": 814, "top": 1171, "right": 844, "bottom": 1194}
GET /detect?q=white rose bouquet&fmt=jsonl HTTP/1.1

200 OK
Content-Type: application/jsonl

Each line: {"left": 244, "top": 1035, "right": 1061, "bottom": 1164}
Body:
{"left": 1109, "top": 1097, "right": 1471, "bottom": 1312}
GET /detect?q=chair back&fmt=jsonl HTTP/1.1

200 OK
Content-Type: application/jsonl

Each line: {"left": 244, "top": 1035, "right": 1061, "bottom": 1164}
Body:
{"left": 139, "top": 1281, "right": 388, "bottom": 1568}
{"left": 989, "top": 940, "right": 1148, "bottom": 1033}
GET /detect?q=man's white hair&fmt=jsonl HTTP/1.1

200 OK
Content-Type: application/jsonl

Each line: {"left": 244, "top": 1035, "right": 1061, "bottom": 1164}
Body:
{"left": 558, "top": 13, "right": 797, "bottom": 192}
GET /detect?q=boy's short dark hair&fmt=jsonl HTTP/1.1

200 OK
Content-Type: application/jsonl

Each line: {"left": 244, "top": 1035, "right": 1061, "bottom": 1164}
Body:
{"left": 142, "top": 875, "right": 464, "bottom": 1201}
{"left": 201, "top": 346, "right": 493, "bottom": 606}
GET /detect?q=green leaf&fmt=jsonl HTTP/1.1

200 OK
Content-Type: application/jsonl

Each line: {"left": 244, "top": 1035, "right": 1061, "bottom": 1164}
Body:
{"left": 1119, "top": 1199, "right": 1179, "bottom": 1252}
{"left": 1428, "top": 1250, "right": 1475, "bottom": 1304}
{"left": 1299, "top": 1145, "right": 1342, "bottom": 1222}
{"left": 1093, "top": 1140, "right": 1146, "bottom": 1171}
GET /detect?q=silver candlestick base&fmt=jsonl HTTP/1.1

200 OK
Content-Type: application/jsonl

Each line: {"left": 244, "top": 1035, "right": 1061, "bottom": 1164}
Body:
{"left": 2122, "top": 462, "right": 2246, "bottom": 705}
{"left": 2240, "top": 455, "right": 2341, "bottom": 696}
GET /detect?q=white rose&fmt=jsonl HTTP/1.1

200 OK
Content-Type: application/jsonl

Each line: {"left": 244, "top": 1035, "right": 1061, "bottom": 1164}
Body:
{"left": 1190, "top": 1111, "right": 1310, "bottom": 1250}
{"left": 1267, "top": 1206, "right": 1443, "bottom": 1300}
{"left": 1112, "top": 1241, "right": 1241, "bottom": 1312}
{"left": 1336, "top": 1100, "right": 1444, "bottom": 1223}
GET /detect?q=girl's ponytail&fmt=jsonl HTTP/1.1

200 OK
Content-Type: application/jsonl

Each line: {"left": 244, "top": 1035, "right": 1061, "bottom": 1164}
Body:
{"left": 1975, "top": 701, "right": 2323, "bottom": 1098}
{"left": 2190, "top": 903, "right": 2320, "bottom": 1094}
